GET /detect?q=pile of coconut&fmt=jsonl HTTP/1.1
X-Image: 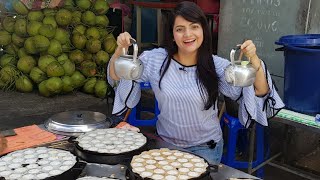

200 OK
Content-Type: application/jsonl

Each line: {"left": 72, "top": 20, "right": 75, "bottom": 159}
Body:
{"left": 0, "top": 0, "right": 117, "bottom": 98}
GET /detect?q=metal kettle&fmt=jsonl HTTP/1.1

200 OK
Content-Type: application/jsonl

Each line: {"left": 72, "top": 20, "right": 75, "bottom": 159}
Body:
{"left": 224, "top": 46, "right": 257, "bottom": 87}
{"left": 114, "top": 39, "right": 144, "bottom": 80}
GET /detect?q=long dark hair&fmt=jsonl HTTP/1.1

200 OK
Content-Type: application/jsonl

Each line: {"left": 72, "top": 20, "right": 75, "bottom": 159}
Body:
{"left": 159, "top": 1, "right": 219, "bottom": 110}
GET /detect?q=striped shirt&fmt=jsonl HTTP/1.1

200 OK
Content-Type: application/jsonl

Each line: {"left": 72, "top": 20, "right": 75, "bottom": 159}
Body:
{"left": 107, "top": 48, "right": 284, "bottom": 148}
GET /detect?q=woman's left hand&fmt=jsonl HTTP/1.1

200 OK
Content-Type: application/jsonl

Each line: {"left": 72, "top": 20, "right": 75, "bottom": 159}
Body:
{"left": 240, "top": 40, "right": 257, "bottom": 59}
{"left": 240, "top": 40, "right": 261, "bottom": 70}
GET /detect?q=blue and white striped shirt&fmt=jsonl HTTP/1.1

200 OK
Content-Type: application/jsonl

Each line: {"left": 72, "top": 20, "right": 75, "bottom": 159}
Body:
{"left": 107, "top": 48, "right": 284, "bottom": 148}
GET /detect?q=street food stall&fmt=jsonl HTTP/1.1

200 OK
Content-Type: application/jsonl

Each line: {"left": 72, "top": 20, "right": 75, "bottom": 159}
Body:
{"left": 0, "top": 121, "right": 260, "bottom": 180}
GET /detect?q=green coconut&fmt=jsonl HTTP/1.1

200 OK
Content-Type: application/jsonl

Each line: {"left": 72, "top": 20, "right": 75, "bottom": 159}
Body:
{"left": 55, "top": 9, "right": 72, "bottom": 26}
{"left": 5, "top": 44, "right": 19, "bottom": 55}
{"left": 0, "top": 54, "right": 17, "bottom": 67}
{"left": 81, "top": 11, "right": 96, "bottom": 26}
{"left": 103, "top": 37, "right": 117, "bottom": 54}
{"left": 95, "top": 50, "right": 110, "bottom": 65}
{"left": 0, "top": 31, "right": 12, "bottom": 46}
{"left": 98, "top": 28, "right": 109, "bottom": 39}
{"left": 30, "top": 67, "right": 47, "bottom": 84}
{"left": 38, "top": 80, "right": 52, "bottom": 97}
{"left": 43, "top": 16, "right": 57, "bottom": 29}
{"left": 38, "top": 55, "right": 56, "bottom": 72}
{"left": 86, "top": 39, "right": 101, "bottom": 53}
{"left": 2, "top": 16, "right": 16, "bottom": 33}
{"left": 69, "top": 49, "right": 84, "bottom": 64}
{"left": 18, "top": 48, "right": 28, "bottom": 58}
{"left": 33, "top": 35, "right": 50, "bottom": 52}
{"left": 83, "top": 77, "right": 96, "bottom": 94}
{"left": 57, "top": 53, "right": 69, "bottom": 62}
{"left": 39, "top": 24, "right": 56, "bottom": 39}
{"left": 0, "top": 65, "right": 18, "bottom": 83}
{"left": 105, "top": 33, "right": 116, "bottom": 40}
{"left": 47, "top": 39, "right": 62, "bottom": 57}
{"left": 72, "top": 33, "right": 87, "bottom": 50}
{"left": 85, "top": 27, "right": 100, "bottom": 40}
{"left": 27, "top": 11, "right": 44, "bottom": 21}
{"left": 43, "top": 9, "right": 57, "bottom": 17}
{"left": 76, "top": 0, "right": 91, "bottom": 11}
{"left": 11, "top": 33, "right": 25, "bottom": 47}
{"left": 96, "top": 15, "right": 109, "bottom": 27}
{"left": 62, "top": 43, "right": 73, "bottom": 52}
{"left": 63, "top": 0, "right": 75, "bottom": 10}
{"left": 13, "top": 0, "right": 29, "bottom": 15}
{"left": 15, "top": 75, "right": 33, "bottom": 93}
{"left": 61, "top": 76, "right": 74, "bottom": 93}
{"left": 94, "top": 80, "right": 108, "bottom": 98}
{"left": 61, "top": 59, "right": 75, "bottom": 76}
{"left": 46, "top": 61, "right": 65, "bottom": 77}
{"left": 80, "top": 60, "right": 97, "bottom": 77}
{"left": 14, "top": 19, "right": 27, "bottom": 37}
{"left": 24, "top": 37, "right": 37, "bottom": 54}
{"left": 83, "top": 51, "right": 93, "bottom": 61}
{"left": 72, "top": 25, "right": 86, "bottom": 35}
{"left": 27, "top": 21, "right": 42, "bottom": 36}
{"left": 71, "top": 11, "right": 82, "bottom": 25}
{"left": 17, "top": 56, "right": 36, "bottom": 74}
{"left": 45, "top": 77, "right": 63, "bottom": 94}
{"left": 71, "top": 71, "right": 86, "bottom": 88}
{"left": 54, "top": 28, "right": 70, "bottom": 44}
{"left": 93, "top": 0, "right": 110, "bottom": 15}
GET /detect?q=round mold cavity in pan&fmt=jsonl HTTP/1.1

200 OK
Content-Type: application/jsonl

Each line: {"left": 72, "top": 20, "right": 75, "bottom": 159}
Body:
{"left": 24, "top": 154, "right": 36, "bottom": 159}
{"left": 37, "top": 172, "right": 50, "bottom": 179}
{"left": 13, "top": 167, "right": 28, "bottom": 174}
{"left": 131, "top": 162, "right": 143, "bottom": 168}
{"left": 165, "top": 175, "right": 178, "bottom": 180}
{"left": 24, "top": 158, "right": 38, "bottom": 164}
{"left": 140, "top": 171, "right": 153, "bottom": 178}
{"left": 167, "top": 170, "right": 179, "bottom": 175}
{"left": 22, "top": 174, "right": 36, "bottom": 180}
{"left": 151, "top": 174, "right": 164, "bottom": 180}
{"left": 0, "top": 170, "right": 12, "bottom": 177}
{"left": 49, "top": 169, "right": 63, "bottom": 176}
{"left": 26, "top": 164, "right": 39, "bottom": 169}
{"left": 0, "top": 166, "right": 7, "bottom": 172}
{"left": 178, "top": 174, "right": 191, "bottom": 180}
{"left": 42, "top": 165, "right": 54, "bottom": 172}
{"left": 153, "top": 168, "right": 165, "bottom": 174}
{"left": 8, "top": 163, "right": 21, "bottom": 169}
{"left": 28, "top": 168, "right": 41, "bottom": 174}
{"left": 8, "top": 173, "right": 22, "bottom": 179}
{"left": 145, "top": 164, "right": 157, "bottom": 170}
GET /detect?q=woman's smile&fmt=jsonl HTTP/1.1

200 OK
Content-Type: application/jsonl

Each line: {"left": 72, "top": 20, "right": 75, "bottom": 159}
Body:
{"left": 173, "top": 15, "right": 204, "bottom": 54}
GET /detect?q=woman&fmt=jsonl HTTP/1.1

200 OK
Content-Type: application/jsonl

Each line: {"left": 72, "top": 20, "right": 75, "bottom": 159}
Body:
{"left": 108, "top": 1, "right": 284, "bottom": 165}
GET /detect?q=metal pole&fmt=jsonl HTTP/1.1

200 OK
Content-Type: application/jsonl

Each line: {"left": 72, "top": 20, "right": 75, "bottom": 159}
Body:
{"left": 248, "top": 123, "right": 256, "bottom": 174}
{"left": 268, "top": 162, "right": 320, "bottom": 180}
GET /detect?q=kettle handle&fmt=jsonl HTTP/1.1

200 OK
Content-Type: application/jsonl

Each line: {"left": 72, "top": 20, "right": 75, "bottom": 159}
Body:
{"left": 122, "top": 38, "right": 139, "bottom": 63}
{"left": 229, "top": 46, "right": 244, "bottom": 65}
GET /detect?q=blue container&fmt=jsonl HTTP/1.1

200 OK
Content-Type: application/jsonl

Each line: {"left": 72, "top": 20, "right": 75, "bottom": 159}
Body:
{"left": 276, "top": 34, "right": 320, "bottom": 114}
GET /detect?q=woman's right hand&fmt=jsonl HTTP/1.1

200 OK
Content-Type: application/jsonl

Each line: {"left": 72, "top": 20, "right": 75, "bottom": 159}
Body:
{"left": 114, "top": 32, "right": 134, "bottom": 57}
{"left": 109, "top": 32, "right": 135, "bottom": 81}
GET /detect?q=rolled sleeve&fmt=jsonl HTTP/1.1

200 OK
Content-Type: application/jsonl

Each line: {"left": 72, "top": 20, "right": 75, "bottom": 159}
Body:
{"left": 106, "top": 50, "right": 153, "bottom": 115}
{"left": 214, "top": 56, "right": 284, "bottom": 127}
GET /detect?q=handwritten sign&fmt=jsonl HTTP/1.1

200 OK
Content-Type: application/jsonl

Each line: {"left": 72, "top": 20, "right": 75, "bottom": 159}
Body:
{"left": 217, "top": 0, "right": 310, "bottom": 97}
